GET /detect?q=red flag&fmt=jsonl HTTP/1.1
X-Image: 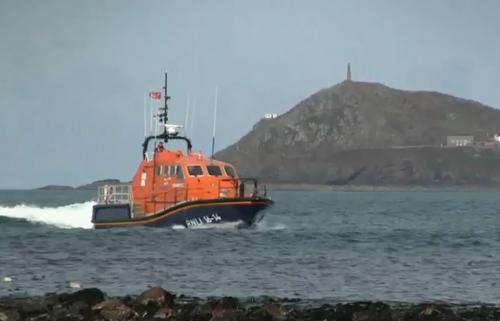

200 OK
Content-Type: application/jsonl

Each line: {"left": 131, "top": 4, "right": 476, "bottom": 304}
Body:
{"left": 149, "top": 91, "right": 162, "bottom": 99}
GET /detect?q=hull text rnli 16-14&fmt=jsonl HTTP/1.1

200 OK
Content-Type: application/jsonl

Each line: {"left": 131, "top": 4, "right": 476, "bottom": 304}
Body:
{"left": 91, "top": 73, "right": 273, "bottom": 228}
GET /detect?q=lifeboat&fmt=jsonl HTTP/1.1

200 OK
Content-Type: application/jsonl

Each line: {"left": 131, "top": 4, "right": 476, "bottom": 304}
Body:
{"left": 91, "top": 74, "right": 273, "bottom": 228}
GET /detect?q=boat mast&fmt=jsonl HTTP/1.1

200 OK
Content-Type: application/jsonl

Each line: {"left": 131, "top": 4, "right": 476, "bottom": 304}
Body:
{"left": 141, "top": 73, "right": 193, "bottom": 159}
{"left": 211, "top": 86, "right": 218, "bottom": 159}
{"left": 159, "top": 72, "right": 170, "bottom": 135}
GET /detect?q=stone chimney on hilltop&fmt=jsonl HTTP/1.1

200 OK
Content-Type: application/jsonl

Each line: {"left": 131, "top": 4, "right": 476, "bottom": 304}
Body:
{"left": 347, "top": 63, "right": 352, "bottom": 81}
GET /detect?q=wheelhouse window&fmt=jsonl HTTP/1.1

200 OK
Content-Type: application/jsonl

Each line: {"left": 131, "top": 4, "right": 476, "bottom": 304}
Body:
{"left": 155, "top": 165, "right": 162, "bottom": 176}
{"left": 162, "top": 164, "right": 184, "bottom": 180}
{"left": 187, "top": 165, "right": 203, "bottom": 176}
{"left": 224, "top": 165, "right": 236, "bottom": 178}
{"left": 207, "top": 165, "right": 222, "bottom": 176}
{"left": 176, "top": 166, "right": 184, "bottom": 180}
{"left": 164, "top": 164, "right": 177, "bottom": 176}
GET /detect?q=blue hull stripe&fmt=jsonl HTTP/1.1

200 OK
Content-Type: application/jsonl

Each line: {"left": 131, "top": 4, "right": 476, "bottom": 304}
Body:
{"left": 93, "top": 197, "right": 272, "bottom": 228}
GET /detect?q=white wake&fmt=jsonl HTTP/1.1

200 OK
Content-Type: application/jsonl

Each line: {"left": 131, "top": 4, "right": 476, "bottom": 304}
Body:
{"left": 0, "top": 202, "right": 95, "bottom": 229}
{"left": 254, "top": 220, "right": 288, "bottom": 231}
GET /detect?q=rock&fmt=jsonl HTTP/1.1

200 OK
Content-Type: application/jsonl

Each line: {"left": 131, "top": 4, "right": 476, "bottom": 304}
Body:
{"left": 51, "top": 300, "right": 91, "bottom": 321}
{"left": 300, "top": 304, "right": 336, "bottom": 321}
{"left": 458, "top": 305, "right": 500, "bottom": 321}
{"left": 153, "top": 306, "right": 175, "bottom": 319}
{"left": 210, "top": 297, "right": 241, "bottom": 311}
{"left": 137, "top": 287, "right": 175, "bottom": 308}
{"left": 5, "top": 289, "right": 500, "bottom": 321}
{"left": 0, "top": 309, "right": 21, "bottom": 321}
{"left": 404, "top": 304, "right": 460, "bottom": 321}
{"left": 336, "top": 302, "right": 392, "bottom": 321}
{"left": 0, "top": 297, "right": 50, "bottom": 318}
{"left": 210, "top": 309, "right": 245, "bottom": 321}
{"left": 262, "top": 302, "right": 286, "bottom": 320}
{"left": 134, "top": 287, "right": 175, "bottom": 318}
{"left": 210, "top": 297, "right": 244, "bottom": 321}
{"left": 177, "top": 302, "right": 211, "bottom": 321}
{"left": 51, "top": 306, "right": 85, "bottom": 321}
{"left": 92, "top": 299, "right": 137, "bottom": 321}
{"left": 59, "top": 288, "right": 105, "bottom": 307}
{"left": 246, "top": 306, "right": 274, "bottom": 321}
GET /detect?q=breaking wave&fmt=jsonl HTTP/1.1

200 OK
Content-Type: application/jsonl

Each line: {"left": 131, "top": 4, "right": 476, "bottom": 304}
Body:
{"left": 0, "top": 202, "right": 95, "bottom": 229}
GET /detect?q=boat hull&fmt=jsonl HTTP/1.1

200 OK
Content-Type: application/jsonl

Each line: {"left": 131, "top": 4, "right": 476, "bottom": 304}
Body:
{"left": 92, "top": 197, "right": 272, "bottom": 229}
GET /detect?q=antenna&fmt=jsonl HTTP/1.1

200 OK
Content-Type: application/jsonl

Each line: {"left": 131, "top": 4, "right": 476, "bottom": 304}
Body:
{"left": 189, "top": 97, "right": 196, "bottom": 135}
{"left": 143, "top": 92, "right": 147, "bottom": 137}
{"left": 149, "top": 89, "right": 153, "bottom": 135}
{"left": 184, "top": 91, "right": 191, "bottom": 137}
{"left": 159, "top": 72, "right": 170, "bottom": 134}
{"left": 211, "top": 86, "right": 218, "bottom": 158}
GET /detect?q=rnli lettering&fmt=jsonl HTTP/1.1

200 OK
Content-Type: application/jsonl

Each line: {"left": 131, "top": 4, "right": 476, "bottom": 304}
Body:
{"left": 185, "top": 213, "right": 222, "bottom": 227}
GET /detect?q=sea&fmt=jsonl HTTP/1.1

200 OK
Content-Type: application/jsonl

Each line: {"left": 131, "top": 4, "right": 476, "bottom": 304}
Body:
{"left": 1, "top": 189, "right": 500, "bottom": 303}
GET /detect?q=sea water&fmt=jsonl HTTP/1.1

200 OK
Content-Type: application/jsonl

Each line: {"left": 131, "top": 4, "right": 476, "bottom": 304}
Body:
{"left": 1, "top": 189, "right": 500, "bottom": 303}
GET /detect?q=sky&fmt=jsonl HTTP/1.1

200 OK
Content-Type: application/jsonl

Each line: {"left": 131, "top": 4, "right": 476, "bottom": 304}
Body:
{"left": 1, "top": 0, "right": 499, "bottom": 189}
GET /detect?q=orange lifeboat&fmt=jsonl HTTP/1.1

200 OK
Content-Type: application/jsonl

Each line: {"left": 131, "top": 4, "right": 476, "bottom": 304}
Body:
{"left": 92, "top": 74, "right": 273, "bottom": 228}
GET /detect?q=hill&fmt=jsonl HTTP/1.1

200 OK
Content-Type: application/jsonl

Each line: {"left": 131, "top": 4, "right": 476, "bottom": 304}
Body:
{"left": 215, "top": 81, "right": 500, "bottom": 185}
{"left": 36, "top": 179, "right": 124, "bottom": 191}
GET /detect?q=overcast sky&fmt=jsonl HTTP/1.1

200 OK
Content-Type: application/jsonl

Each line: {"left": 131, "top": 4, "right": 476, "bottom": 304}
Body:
{"left": 1, "top": 0, "right": 499, "bottom": 189}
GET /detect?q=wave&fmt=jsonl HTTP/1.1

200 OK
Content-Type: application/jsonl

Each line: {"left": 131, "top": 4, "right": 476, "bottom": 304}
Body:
{"left": 171, "top": 221, "right": 245, "bottom": 230}
{"left": 0, "top": 202, "right": 285, "bottom": 231}
{"left": 171, "top": 221, "right": 288, "bottom": 231}
{"left": 254, "top": 221, "right": 288, "bottom": 231}
{"left": 0, "top": 202, "right": 95, "bottom": 229}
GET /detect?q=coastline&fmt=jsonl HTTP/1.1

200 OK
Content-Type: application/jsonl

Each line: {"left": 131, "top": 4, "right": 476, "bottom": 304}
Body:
{"left": 1, "top": 287, "right": 498, "bottom": 321}
{"left": 266, "top": 183, "right": 500, "bottom": 192}
{"left": 23, "top": 181, "right": 500, "bottom": 192}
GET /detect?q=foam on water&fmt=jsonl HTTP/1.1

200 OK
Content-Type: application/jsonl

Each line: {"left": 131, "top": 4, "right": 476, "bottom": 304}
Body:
{"left": 188, "top": 220, "right": 245, "bottom": 229}
{"left": 254, "top": 220, "right": 288, "bottom": 231}
{"left": 0, "top": 202, "right": 95, "bottom": 229}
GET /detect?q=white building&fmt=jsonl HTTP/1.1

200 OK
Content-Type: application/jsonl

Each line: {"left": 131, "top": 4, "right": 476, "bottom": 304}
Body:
{"left": 447, "top": 136, "right": 474, "bottom": 147}
{"left": 264, "top": 113, "right": 278, "bottom": 119}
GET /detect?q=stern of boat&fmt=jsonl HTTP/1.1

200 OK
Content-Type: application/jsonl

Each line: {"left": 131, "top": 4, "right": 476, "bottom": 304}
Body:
{"left": 92, "top": 184, "right": 132, "bottom": 224}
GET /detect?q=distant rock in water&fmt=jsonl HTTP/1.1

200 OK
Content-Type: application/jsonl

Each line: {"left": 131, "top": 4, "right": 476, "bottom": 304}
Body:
{"left": 35, "top": 179, "right": 125, "bottom": 191}
{"left": 216, "top": 81, "right": 500, "bottom": 185}
{"left": 35, "top": 185, "right": 74, "bottom": 191}
{"left": 76, "top": 179, "right": 123, "bottom": 190}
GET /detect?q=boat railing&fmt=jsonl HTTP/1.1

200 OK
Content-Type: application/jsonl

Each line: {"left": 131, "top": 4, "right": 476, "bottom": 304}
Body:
{"left": 148, "top": 185, "right": 205, "bottom": 206}
{"left": 100, "top": 178, "right": 268, "bottom": 215}
{"left": 137, "top": 179, "right": 266, "bottom": 212}
{"left": 97, "top": 184, "right": 131, "bottom": 204}
{"left": 218, "top": 177, "right": 267, "bottom": 198}
{"left": 143, "top": 152, "right": 155, "bottom": 161}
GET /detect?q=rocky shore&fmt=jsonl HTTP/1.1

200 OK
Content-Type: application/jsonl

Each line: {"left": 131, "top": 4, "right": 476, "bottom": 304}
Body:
{"left": 1, "top": 287, "right": 500, "bottom": 321}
